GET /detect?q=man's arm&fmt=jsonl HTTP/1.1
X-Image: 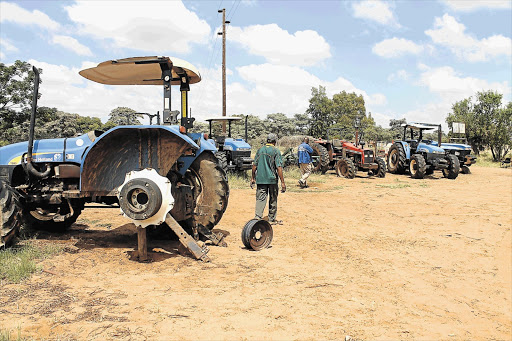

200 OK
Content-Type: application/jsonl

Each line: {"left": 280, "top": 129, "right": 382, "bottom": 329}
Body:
{"left": 251, "top": 164, "right": 257, "bottom": 189}
{"left": 277, "top": 167, "right": 286, "bottom": 192}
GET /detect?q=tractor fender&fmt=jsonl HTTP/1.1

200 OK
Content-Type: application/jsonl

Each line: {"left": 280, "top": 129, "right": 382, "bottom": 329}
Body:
{"left": 396, "top": 141, "right": 411, "bottom": 159}
{"left": 80, "top": 126, "right": 199, "bottom": 196}
{"left": 176, "top": 132, "right": 218, "bottom": 176}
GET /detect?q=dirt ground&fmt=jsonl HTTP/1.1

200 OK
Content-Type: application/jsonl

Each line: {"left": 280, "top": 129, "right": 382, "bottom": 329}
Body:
{"left": 1, "top": 166, "right": 511, "bottom": 340}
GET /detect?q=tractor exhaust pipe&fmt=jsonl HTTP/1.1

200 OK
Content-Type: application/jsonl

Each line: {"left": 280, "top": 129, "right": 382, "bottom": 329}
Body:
{"left": 26, "top": 66, "right": 51, "bottom": 178}
{"left": 245, "top": 115, "right": 248, "bottom": 142}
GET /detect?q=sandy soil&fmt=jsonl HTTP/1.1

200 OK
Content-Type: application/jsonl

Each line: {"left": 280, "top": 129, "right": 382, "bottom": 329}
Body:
{"left": 1, "top": 166, "right": 511, "bottom": 340}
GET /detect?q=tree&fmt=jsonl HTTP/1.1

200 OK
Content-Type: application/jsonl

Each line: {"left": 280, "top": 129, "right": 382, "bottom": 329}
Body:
{"left": 388, "top": 118, "right": 407, "bottom": 140}
{"left": 307, "top": 86, "right": 332, "bottom": 138}
{"left": 264, "top": 113, "right": 296, "bottom": 138}
{"left": 331, "top": 91, "right": 366, "bottom": 137}
{"left": 105, "top": 107, "right": 142, "bottom": 128}
{"left": 293, "top": 113, "right": 309, "bottom": 135}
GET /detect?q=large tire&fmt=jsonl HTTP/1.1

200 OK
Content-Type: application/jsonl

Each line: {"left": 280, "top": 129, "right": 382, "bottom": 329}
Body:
{"left": 409, "top": 154, "right": 426, "bottom": 179}
{"left": 309, "top": 142, "right": 329, "bottom": 174}
{"left": 374, "top": 156, "right": 386, "bottom": 178}
{"left": 336, "top": 157, "right": 356, "bottom": 179}
{"left": 387, "top": 143, "right": 406, "bottom": 174}
{"left": 216, "top": 151, "right": 229, "bottom": 174}
{"left": 0, "top": 181, "right": 23, "bottom": 248}
{"left": 443, "top": 154, "right": 460, "bottom": 179}
{"left": 189, "top": 152, "right": 230, "bottom": 230}
{"left": 24, "top": 199, "right": 84, "bottom": 232}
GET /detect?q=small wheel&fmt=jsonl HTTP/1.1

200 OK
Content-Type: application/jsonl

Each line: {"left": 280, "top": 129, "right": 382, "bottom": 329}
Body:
{"left": 241, "top": 219, "right": 273, "bottom": 251}
{"left": 409, "top": 154, "right": 426, "bottom": 179}
{"left": 443, "top": 154, "right": 460, "bottom": 179}
{"left": 336, "top": 157, "right": 355, "bottom": 179}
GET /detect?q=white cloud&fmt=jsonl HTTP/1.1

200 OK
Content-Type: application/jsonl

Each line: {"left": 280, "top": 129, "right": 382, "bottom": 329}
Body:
{"left": 0, "top": 39, "right": 19, "bottom": 59}
{"left": 442, "top": 0, "right": 511, "bottom": 12}
{"left": 373, "top": 38, "right": 424, "bottom": 58}
{"left": 51, "top": 35, "right": 93, "bottom": 56}
{"left": 352, "top": 0, "right": 401, "bottom": 28}
{"left": 425, "top": 14, "right": 512, "bottom": 62}
{"left": 64, "top": 0, "right": 211, "bottom": 54}
{"left": 0, "top": 2, "right": 60, "bottom": 30}
{"left": 228, "top": 24, "right": 331, "bottom": 66}
{"left": 388, "top": 69, "right": 409, "bottom": 82}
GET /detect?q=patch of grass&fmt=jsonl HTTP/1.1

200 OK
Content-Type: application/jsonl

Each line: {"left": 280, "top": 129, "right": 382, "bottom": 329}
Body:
{"left": 0, "top": 241, "right": 64, "bottom": 284}
{"left": 333, "top": 186, "right": 344, "bottom": 190}
{"left": 227, "top": 171, "right": 251, "bottom": 189}
{"left": 477, "top": 150, "right": 510, "bottom": 168}
{"left": 376, "top": 183, "right": 411, "bottom": 189}
{"left": 0, "top": 326, "right": 32, "bottom": 341}
{"left": 418, "top": 183, "right": 429, "bottom": 188}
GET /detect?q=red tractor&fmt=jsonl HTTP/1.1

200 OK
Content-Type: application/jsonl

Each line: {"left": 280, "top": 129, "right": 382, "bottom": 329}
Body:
{"left": 312, "top": 129, "right": 386, "bottom": 178}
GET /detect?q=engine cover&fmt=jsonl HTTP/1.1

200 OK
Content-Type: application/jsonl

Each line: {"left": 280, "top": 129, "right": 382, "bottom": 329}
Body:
{"left": 117, "top": 169, "right": 174, "bottom": 228}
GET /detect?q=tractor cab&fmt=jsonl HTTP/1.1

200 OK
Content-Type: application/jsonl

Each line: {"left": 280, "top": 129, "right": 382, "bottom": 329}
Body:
{"left": 401, "top": 123, "right": 444, "bottom": 154}
{"left": 204, "top": 116, "right": 253, "bottom": 173}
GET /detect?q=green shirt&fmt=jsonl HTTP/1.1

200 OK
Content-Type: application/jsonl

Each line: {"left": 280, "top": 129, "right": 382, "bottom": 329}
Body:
{"left": 254, "top": 144, "right": 283, "bottom": 184}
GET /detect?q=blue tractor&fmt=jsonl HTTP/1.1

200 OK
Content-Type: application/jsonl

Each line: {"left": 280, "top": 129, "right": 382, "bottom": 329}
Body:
{"left": 430, "top": 141, "right": 476, "bottom": 174}
{"left": 387, "top": 123, "right": 460, "bottom": 179}
{"left": 0, "top": 56, "right": 229, "bottom": 260}
{"left": 204, "top": 116, "right": 253, "bottom": 173}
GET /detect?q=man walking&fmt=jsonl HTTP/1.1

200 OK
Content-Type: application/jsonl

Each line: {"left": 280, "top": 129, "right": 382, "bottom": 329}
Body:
{"left": 251, "top": 133, "right": 286, "bottom": 224}
{"left": 298, "top": 137, "right": 314, "bottom": 188}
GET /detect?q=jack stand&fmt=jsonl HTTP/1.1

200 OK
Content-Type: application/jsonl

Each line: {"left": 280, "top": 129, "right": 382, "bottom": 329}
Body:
{"left": 136, "top": 226, "right": 149, "bottom": 262}
{"left": 164, "top": 213, "right": 210, "bottom": 262}
{"left": 197, "top": 224, "right": 227, "bottom": 247}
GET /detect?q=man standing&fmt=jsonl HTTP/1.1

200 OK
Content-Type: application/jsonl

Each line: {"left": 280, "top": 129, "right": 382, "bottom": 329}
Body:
{"left": 251, "top": 133, "right": 286, "bottom": 224}
{"left": 298, "top": 137, "right": 314, "bottom": 188}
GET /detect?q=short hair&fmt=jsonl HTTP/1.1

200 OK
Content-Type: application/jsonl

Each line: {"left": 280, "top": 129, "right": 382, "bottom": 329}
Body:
{"left": 303, "top": 137, "right": 309, "bottom": 143}
{"left": 267, "top": 133, "right": 277, "bottom": 143}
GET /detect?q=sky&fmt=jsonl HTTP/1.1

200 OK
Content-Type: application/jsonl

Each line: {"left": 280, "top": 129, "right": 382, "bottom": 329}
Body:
{"left": 0, "top": 0, "right": 511, "bottom": 128}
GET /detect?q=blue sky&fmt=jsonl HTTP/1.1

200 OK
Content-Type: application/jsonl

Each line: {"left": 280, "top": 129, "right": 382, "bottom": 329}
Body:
{"left": 0, "top": 0, "right": 510, "bottom": 128}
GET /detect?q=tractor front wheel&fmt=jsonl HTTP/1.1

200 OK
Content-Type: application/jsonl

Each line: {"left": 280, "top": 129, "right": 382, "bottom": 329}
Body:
{"left": 443, "top": 154, "right": 460, "bottom": 179}
{"left": 336, "top": 157, "right": 356, "bottom": 179}
{"left": 0, "top": 181, "right": 23, "bottom": 248}
{"left": 215, "top": 151, "right": 229, "bottom": 174}
{"left": 409, "top": 154, "right": 426, "bottom": 179}
{"left": 375, "top": 156, "right": 386, "bottom": 178}
{"left": 387, "top": 143, "right": 406, "bottom": 174}
{"left": 188, "top": 152, "right": 230, "bottom": 230}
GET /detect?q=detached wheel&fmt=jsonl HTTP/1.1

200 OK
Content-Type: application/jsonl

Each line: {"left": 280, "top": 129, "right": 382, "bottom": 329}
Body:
{"left": 387, "top": 143, "right": 406, "bottom": 174}
{"left": 241, "top": 219, "right": 273, "bottom": 251}
{"left": 189, "top": 152, "right": 229, "bottom": 230}
{"left": 0, "top": 181, "right": 23, "bottom": 248}
{"left": 336, "top": 157, "right": 355, "bottom": 179}
{"left": 461, "top": 165, "right": 471, "bottom": 174}
{"left": 443, "top": 154, "right": 460, "bottom": 179}
{"left": 309, "top": 142, "right": 329, "bottom": 174}
{"left": 375, "top": 156, "right": 386, "bottom": 178}
{"left": 216, "top": 151, "right": 229, "bottom": 174}
{"left": 25, "top": 199, "right": 84, "bottom": 232}
{"left": 409, "top": 154, "right": 426, "bottom": 179}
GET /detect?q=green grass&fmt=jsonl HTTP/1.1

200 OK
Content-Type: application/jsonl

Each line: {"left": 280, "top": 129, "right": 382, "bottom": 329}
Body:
{"left": 0, "top": 326, "right": 32, "bottom": 341}
{"left": 476, "top": 150, "right": 510, "bottom": 168}
{"left": 376, "top": 183, "right": 411, "bottom": 189}
{"left": 0, "top": 240, "right": 64, "bottom": 284}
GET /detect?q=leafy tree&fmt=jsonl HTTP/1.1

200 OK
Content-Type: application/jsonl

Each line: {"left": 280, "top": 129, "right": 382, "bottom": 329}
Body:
{"left": 104, "top": 107, "right": 142, "bottom": 128}
{"left": 293, "top": 113, "right": 309, "bottom": 135}
{"left": 264, "top": 113, "right": 295, "bottom": 138}
{"left": 307, "top": 86, "right": 333, "bottom": 138}
{"left": 388, "top": 118, "right": 407, "bottom": 140}
{"left": 331, "top": 91, "right": 366, "bottom": 137}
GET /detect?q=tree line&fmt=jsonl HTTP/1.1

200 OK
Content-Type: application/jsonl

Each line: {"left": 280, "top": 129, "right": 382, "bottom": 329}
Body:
{"left": 1, "top": 60, "right": 510, "bottom": 161}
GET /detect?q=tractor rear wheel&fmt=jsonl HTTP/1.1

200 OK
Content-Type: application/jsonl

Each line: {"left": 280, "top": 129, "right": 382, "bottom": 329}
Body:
{"left": 387, "top": 143, "right": 406, "bottom": 174}
{"left": 375, "top": 156, "right": 386, "bottom": 178}
{"left": 188, "top": 152, "right": 229, "bottom": 230}
{"left": 216, "top": 151, "right": 229, "bottom": 174}
{"left": 336, "top": 157, "right": 356, "bottom": 179}
{"left": 442, "top": 154, "right": 460, "bottom": 179}
{"left": 409, "top": 154, "right": 426, "bottom": 179}
{"left": 0, "top": 181, "right": 23, "bottom": 248}
{"left": 309, "top": 142, "right": 329, "bottom": 174}
{"left": 24, "top": 200, "right": 84, "bottom": 232}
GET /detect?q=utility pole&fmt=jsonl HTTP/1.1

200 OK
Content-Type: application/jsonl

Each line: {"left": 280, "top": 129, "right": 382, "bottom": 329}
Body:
{"left": 218, "top": 8, "right": 230, "bottom": 133}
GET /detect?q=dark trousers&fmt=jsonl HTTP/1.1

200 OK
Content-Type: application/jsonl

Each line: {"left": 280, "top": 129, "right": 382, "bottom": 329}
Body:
{"left": 255, "top": 184, "right": 279, "bottom": 221}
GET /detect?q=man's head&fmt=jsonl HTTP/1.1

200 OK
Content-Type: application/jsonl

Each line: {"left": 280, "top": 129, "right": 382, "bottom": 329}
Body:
{"left": 303, "top": 137, "right": 309, "bottom": 144}
{"left": 267, "top": 133, "right": 277, "bottom": 144}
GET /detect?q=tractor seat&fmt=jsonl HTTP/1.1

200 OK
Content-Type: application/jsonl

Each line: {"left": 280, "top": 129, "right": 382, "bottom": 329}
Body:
{"left": 332, "top": 139, "right": 343, "bottom": 148}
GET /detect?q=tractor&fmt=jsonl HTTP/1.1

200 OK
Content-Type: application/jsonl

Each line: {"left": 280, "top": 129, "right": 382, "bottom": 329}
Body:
{"left": 0, "top": 56, "right": 229, "bottom": 261}
{"left": 387, "top": 123, "right": 459, "bottom": 179}
{"left": 430, "top": 140, "right": 476, "bottom": 174}
{"left": 312, "top": 129, "right": 386, "bottom": 178}
{"left": 204, "top": 116, "right": 253, "bottom": 173}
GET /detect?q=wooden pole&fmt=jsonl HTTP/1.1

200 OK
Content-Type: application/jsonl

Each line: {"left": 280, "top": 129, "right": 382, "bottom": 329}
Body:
{"left": 137, "top": 227, "right": 148, "bottom": 261}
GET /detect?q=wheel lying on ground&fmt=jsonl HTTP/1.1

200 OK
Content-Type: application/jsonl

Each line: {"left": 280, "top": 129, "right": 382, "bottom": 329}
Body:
{"left": 215, "top": 151, "right": 229, "bottom": 174}
{"left": 309, "top": 142, "right": 329, "bottom": 174}
{"left": 241, "top": 219, "right": 273, "bottom": 251}
{"left": 374, "top": 156, "right": 386, "bottom": 178}
{"left": 442, "top": 154, "right": 460, "bottom": 179}
{"left": 0, "top": 181, "right": 23, "bottom": 248}
{"left": 461, "top": 165, "right": 471, "bottom": 174}
{"left": 188, "top": 151, "right": 230, "bottom": 230}
{"left": 24, "top": 199, "right": 84, "bottom": 232}
{"left": 336, "top": 157, "right": 356, "bottom": 179}
{"left": 409, "top": 154, "right": 426, "bottom": 179}
{"left": 387, "top": 143, "right": 406, "bottom": 174}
